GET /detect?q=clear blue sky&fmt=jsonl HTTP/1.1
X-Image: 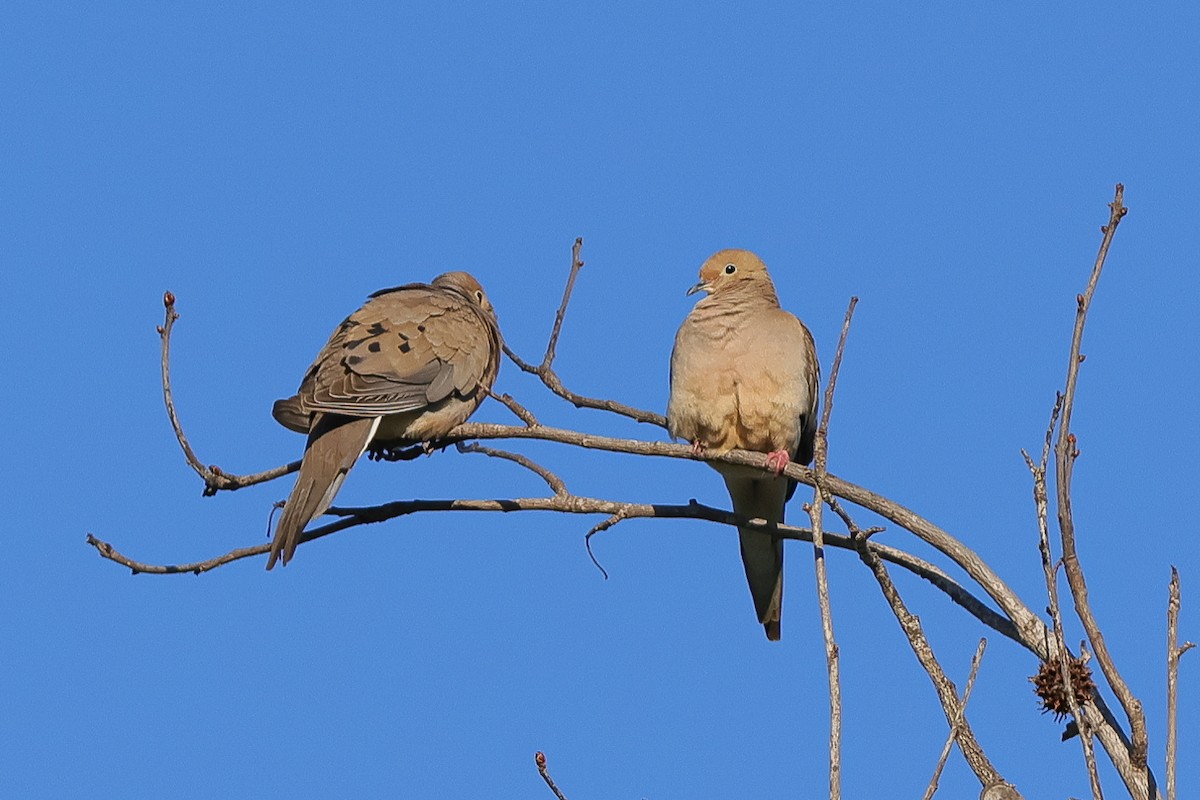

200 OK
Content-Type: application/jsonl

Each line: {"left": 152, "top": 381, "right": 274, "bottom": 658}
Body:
{"left": 3, "top": 3, "right": 1196, "bottom": 797}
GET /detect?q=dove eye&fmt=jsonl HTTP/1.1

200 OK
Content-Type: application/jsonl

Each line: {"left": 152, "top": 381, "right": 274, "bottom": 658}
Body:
{"left": 724, "top": 263, "right": 737, "bottom": 275}
{"left": 475, "top": 290, "right": 485, "bottom": 303}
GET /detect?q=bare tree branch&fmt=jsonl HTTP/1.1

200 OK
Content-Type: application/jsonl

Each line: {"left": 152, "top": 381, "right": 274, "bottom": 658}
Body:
{"left": 138, "top": 299, "right": 1155, "bottom": 795}
{"left": 848, "top": 508, "right": 1015, "bottom": 794}
{"left": 439, "top": 415, "right": 1155, "bottom": 791}
{"left": 534, "top": 751, "right": 569, "bottom": 800}
{"left": 807, "top": 295, "right": 857, "bottom": 800}
{"left": 145, "top": 238, "right": 1155, "bottom": 799}
{"left": 108, "top": 210, "right": 1179, "bottom": 799}
{"left": 1023, "top": 395, "right": 1103, "bottom": 800}
{"left": 86, "top": 494, "right": 992, "bottom": 631}
{"left": 487, "top": 387, "right": 539, "bottom": 426}
{"left": 125, "top": 310, "right": 1159, "bottom": 790}
{"left": 1052, "top": 184, "right": 1150, "bottom": 787}
{"left": 923, "top": 638, "right": 988, "bottom": 800}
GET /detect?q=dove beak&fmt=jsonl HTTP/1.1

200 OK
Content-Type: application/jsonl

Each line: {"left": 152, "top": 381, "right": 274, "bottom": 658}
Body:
{"left": 686, "top": 281, "right": 709, "bottom": 296}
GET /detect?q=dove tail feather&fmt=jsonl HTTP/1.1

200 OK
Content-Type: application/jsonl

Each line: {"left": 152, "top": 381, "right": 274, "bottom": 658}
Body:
{"left": 267, "top": 414, "right": 380, "bottom": 570}
{"left": 725, "top": 475, "right": 787, "bottom": 641}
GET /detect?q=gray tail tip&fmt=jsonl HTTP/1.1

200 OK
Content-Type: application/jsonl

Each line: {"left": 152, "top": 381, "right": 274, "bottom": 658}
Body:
{"left": 265, "top": 544, "right": 287, "bottom": 571}
{"left": 765, "top": 620, "right": 781, "bottom": 641}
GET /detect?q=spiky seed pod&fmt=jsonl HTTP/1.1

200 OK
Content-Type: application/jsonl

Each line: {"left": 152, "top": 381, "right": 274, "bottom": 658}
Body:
{"left": 1031, "top": 656, "right": 1097, "bottom": 720}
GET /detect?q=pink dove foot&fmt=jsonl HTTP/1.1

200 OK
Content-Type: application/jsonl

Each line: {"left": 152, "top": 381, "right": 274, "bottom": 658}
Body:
{"left": 765, "top": 449, "right": 791, "bottom": 475}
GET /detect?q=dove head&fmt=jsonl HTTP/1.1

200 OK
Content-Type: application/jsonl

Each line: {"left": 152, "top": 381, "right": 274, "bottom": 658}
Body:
{"left": 687, "top": 249, "right": 778, "bottom": 301}
{"left": 433, "top": 271, "right": 495, "bottom": 314}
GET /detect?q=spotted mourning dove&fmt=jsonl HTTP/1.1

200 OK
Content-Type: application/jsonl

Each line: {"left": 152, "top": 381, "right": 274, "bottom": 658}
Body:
{"left": 667, "top": 249, "right": 820, "bottom": 640}
{"left": 266, "top": 271, "right": 501, "bottom": 570}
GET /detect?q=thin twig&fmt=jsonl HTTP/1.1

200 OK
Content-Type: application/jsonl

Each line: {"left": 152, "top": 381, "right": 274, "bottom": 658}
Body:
{"left": 923, "top": 638, "right": 988, "bottom": 800}
{"left": 808, "top": 295, "right": 857, "bottom": 800}
{"left": 1166, "top": 566, "right": 1195, "bottom": 800}
{"left": 1023, "top": 395, "right": 1103, "bottom": 800}
{"left": 159, "top": 292, "right": 201, "bottom": 479}
{"left": 1052, "top": 184, "right": 1149, "bottom": 782}
{"left": 534, "top": 751, "right": 568, "bottom": 800}
{"left": 455, "top": 442, "right": 567, "bottom": 496}
{"left": 584, "top": 513, "right": 627, "bottom": 579}
{"left": 487, "top": 388, "right": 539, "bottom": 426}
{"left": 542, "top": 238, "right": 585, "bottom": 370}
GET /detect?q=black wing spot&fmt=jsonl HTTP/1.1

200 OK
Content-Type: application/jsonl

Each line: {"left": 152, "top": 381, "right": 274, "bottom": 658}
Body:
{"left": 368, "top": 341, "right": 382, "bottom": 353}
{"left": 346, "top": 355, "right": 363, "bottom": 366}
{"left": 398, "top": 341, "right": 411, "bottom": 353}
{"left": 366, "top": 321, "right": 387, "bottom": 336}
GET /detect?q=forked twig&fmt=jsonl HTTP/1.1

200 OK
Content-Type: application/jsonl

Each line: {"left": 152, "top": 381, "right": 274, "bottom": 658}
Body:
{"left": 159, "top": 291, "right": 300, "bottom": 493}
{"left": 503, "top": 238, "right": 667, "bottom": 427}
{"left": 1166, "top": 567, "right": 1195, "bottom": 800}
{"left": 848, "top": 504, "right": 1014, "bottom": 794}
{"left": 923, "top": 638, "right": 988, "bottom": 800}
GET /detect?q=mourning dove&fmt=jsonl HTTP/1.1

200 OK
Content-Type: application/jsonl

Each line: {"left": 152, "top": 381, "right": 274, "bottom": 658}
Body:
{"left": 667, "top": 249, "right": 819, "bottom": 640}
{"left": 266, "top": 271, "right": 501, "bottom": 570}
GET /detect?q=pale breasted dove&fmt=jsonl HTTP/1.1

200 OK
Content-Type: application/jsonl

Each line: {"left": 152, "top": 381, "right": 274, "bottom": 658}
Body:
{"left": 667, "top": 249, "right": 819, "bottom": 640}
{"left": 266, "top": 271, "right": 501, "bottom": 570}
